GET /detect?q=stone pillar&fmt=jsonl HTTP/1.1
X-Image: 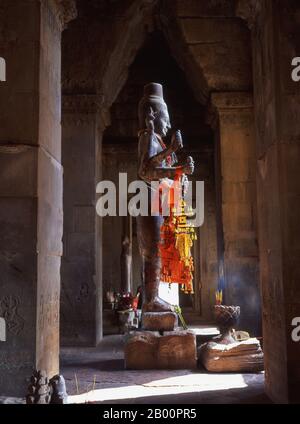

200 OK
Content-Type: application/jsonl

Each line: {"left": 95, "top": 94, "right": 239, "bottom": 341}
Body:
{"left": 95, "top": 108, "right": 111, "bottom": 344}
{"left": 212, "top": 92, "right": 261, "bottom": 336}
{"left": 238, "top": 0, "right": 300, "bottom": 404}
{"left": 0, "top": 0, "right": 76, "bottom": 396}
{"left": 61, "top": 94, "right": 103, "bottom": 346}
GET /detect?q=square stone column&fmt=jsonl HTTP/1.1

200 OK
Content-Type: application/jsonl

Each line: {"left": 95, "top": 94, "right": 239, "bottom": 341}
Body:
{"left": 239, "top": 0, "right": 300, "bottom": 404}
{"left": 0, "top": 0, "right": 76, "bottom": 396}
{"left": 212, "top": 92, "right": 261, "bottom": 336}
{"left": 95, "top": 108, "right": 111, "bottom": 345}
{"left": 61, "top": 94, "right": 106, "bottom": 346}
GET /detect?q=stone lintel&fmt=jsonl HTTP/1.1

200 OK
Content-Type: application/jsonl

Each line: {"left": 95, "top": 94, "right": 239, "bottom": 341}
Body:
{"left": 62, "top": 94, "right": 104, "bottom": 114}
{"left": 211, "top": 92, "right": 253, "bottom": 110}
{"left": 62, "top": 94, "right": 110, "bottom": 127}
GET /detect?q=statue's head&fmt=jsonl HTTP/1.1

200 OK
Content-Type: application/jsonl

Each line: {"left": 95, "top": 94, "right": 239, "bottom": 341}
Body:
{"left": 138, "top": 82, "right": 171, "bottom": 137}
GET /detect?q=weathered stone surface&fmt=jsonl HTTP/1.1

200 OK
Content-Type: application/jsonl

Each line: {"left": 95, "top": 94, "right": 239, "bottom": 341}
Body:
{"left": 36, "top": 254, "right": 60, "bottom": 376}
{"left": 60, "top": 260, "right": 96, "bottom": 346}
{"left": 158, "top": 331, "right": 197, "bottom": 369}
{"left": 0, "top": 147, "right": 37, "bottom": 198}
{"left": 125, "top": 331, "right": 197, "bottom": 370}
{"left": 200, "top": 338, "right": 264, "bottom": 373}
{"left": 61, "top": 106, "right": 97, "bottom": 347}
{"left": 213, "top": 92, "right": 260, "bottom": 336}
{"left": 125, "top": 332, "right": 159, "bottom": 369}
{"left": 0, "top": 0, "right": 76, "bottom": 397}
{"left": 142, "top": 312, "right": 178, "bottom": 332}
{"left": 175, "top": 0, "right": 235, "bottom": 17}
{"left": 250, "top": 0, "right": 300, "bottom": 404}
{"left": 37, "top": 147, "right": 63, "bottom": 256}
{"left": 185, "top": 21, "right": 252, "bottom": 91}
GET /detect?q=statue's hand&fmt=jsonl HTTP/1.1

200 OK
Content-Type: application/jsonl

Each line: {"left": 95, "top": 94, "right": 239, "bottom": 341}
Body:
{"left": 170, "top": 130, "right": 183, "bottom": 152}
{"left": 181, "top": 174, "right": 189, "bottom": 195}
{"left": 183, "top": 156, "right": 194, "bottom": 175}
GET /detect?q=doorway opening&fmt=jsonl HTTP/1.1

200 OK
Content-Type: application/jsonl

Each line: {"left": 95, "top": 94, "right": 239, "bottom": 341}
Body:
{"left": 102, "top": 32, "right": 217, "bottom": 333}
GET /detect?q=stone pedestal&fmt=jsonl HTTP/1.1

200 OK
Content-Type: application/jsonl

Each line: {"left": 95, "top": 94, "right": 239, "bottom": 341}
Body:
{"left": 199, "top": 338, "right": 264, "bottom": 373}
{"left": 142, "top": 312, "right": 178, "bottom": 332}
{"left": 124, "top": 330, "right": 197, "bottom": 369}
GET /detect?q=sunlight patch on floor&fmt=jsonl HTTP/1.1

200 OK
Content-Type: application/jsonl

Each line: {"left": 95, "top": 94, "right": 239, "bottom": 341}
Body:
{"left": 68, "top": 373, "right": 248, "bottom": 404}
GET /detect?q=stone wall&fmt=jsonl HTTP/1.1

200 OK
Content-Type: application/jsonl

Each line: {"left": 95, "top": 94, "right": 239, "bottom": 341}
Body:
{"left": 212, "top": 92, "right": 260, "bottom": 335}
{"left": 248, "top": 0, "right": 300, "bottom": 404}
{"left": 0, "top": 1, "right": 39, "bottom": 395}
{"left": 61, "top": 96, "right": 98, "bottom": 346}
{"left": 0, "top": 0, "right": 76, "bottom": 396}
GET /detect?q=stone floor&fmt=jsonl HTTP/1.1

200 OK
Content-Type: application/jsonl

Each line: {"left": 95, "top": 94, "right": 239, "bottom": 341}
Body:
{"left": 0, "top": 332, "right": 271, "bottom": 404}
{"left": 61, "top": 334, "right": 271, "bottom": 404}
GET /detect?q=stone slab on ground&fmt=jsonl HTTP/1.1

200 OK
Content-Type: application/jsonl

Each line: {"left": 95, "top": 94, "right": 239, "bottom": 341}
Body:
{"left": 142, "top": 312, "right": 178, "bottom": 331}
{"left": 199, "top": 338, "right": 264, "bottom": 373}
{"left": 125, "top": 330, "right": 197, "bottom": 370}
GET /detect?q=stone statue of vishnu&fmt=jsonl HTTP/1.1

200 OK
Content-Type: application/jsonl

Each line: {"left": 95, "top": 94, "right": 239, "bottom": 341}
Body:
{"left": 137, "top": 82, "right": 194, "bottom": 313}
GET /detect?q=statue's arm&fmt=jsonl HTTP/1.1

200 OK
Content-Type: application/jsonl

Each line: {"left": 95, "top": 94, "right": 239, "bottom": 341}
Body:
{"left": 148, "top": 145, "right": 173, "bottom": 166}
{"left": 148, "top": 130, "right": 182, "bottom": 166}
{"left": 138, "top": 133, "right": 187, "bottom": 180}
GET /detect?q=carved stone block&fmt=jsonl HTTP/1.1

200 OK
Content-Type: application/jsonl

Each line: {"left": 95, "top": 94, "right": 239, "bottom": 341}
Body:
{"left": 158, "top": 330, "right": 197, "bottom": 369}
{"left": 124, "top": 330, "right": 197, "bottom": 370}
{"left": 124, "top": 332, "right": 159, "bottom": 369}
{"left": 199, "top": 338, "right": 264, "bottom": 373}
{"left": 142, "top": 312, "right": 178, "bottom": 332}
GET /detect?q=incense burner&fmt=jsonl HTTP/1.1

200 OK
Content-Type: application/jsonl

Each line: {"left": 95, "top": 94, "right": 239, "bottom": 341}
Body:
{"left": 214, "top": 305, "right": 240, "bottom": 344}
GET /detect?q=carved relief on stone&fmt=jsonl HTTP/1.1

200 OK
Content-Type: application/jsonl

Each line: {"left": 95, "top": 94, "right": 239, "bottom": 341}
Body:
{"left": 0, "top": 350, "right": 32, "bottom": 371}
{"left": 217, "top": 110, "right": 253, "bottom": 127}
{"left": 26, "top": 370, "right": 51, "bottom": 404}
{"left": 26, "top": 370, "right": 68, "bottom": 404}
{"left": 51, "top": 0, "right": 78, "bottom": 31}
{"left": 210, "top": 92, "right": 254, "bottom": 127}
{"left": 62, "top": 114, "right": 97, "bottom": 126}
{"left": 211, "top": 92, "right": 253, "bottom": 110}
{"left": 62, "top": 94, "right": 106, "bottom": 126}
{"left": 62, "top": 94, "right": 104, "bottom": 114}
{"left": 76, "top": 283, "right": 89, "bottom": 303}
{"left": 0, "top": 295, "right": 24, "bottom": 336}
